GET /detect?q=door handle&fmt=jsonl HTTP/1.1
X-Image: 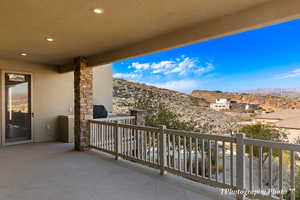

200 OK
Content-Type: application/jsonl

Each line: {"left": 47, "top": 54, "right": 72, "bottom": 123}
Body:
{"left": 31, "top": 113, "right": 34, "bottom": 118}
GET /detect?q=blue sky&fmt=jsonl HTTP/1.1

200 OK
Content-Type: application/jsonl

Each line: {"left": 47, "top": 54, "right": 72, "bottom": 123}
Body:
{"left": 113, "top": 19, "right": 300, "bottom": 94}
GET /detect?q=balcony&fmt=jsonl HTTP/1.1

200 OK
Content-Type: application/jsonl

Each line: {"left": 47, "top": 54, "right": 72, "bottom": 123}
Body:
{"left": 89, "top": 118, "right": 300, "bottom": 200}
{"left": 1, "top": 117, "right": 298, "bottom": 200}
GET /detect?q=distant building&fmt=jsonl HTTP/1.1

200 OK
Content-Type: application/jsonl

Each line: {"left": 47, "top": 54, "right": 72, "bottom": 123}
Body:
{"left": 210, "top": 98, "right": 261, "bottom": 112}
{"left": 231, "top": 102, "right": 261, "bottom": 112}
{"left": 210, "top": 98, "right": 231, "bottom": 111}
{"left": 255, "top": 109, "right": 300, "bottom": 143}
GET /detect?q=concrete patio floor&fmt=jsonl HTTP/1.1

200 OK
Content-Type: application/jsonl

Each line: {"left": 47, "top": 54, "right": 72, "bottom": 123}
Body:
{"left": 0, "top": 143, "right": 233, "bottom": 200}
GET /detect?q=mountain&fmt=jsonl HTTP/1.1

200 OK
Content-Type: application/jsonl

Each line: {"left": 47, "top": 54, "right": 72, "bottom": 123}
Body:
{"left": 191, "top": 90, "right": 300, "bottom": 111}
{"left": 113, "top": 79, "right": 241, "bottom": 134}
{"left": 240, "top": 88, "right": 300, "bottom": 98}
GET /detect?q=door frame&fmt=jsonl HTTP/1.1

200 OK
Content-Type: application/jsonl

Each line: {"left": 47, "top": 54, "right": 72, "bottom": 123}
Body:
{"left": 1, "top": 70, "right": 34, "bottom": 146}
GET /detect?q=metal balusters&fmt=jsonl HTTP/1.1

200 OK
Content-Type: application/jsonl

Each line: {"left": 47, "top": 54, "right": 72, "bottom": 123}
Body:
{"left": 111, "top": 125, "right": 114, "bottom": 151}
{"left": 125, "top": 128, "right": 128, "bottom": 156}
{"left": 184, "top": 136, "right": 187, "bottom": 172}
{"left": 208, "top": 140, "right": 212, "bottom": 179}
{"left": 145, "top": 131, "right": 149, "bottom": 162}
{"left": 279, "top": 150, "right": 283, "bottom": 200}
{"left": 230, "top": 142, "right": 234, "bottom": 187}
{"left": 91, "top": 123, "right": 94, "bottom": 147}
{"left": 135, "top": 129, "right": 138, "bottom": 159}
{"left": 120, "top": 127, "right": 123, "bottom": 154}
{"left": 215, "top": 140, "right": 219, "bottom": 182}
{"left": 156, "top": 132, "right": 159, "bottom": 164}
{"left": 97, "top": 123, "right": 100, "bottom": 148}
{"left": 222, "top": 141, "right": 226, "bottom": 184}
{"left": 249, "top": 145, "right": 253, "bottom": 191}
{"left": 159, "top": 127, "right": 166, "bottom": 175}
{"left": 91, "top": 123, "right": 94, "bottom": 146}
{"left": 102, "top": 124, "right": 105, "bottom": 149}
{"left": 290, "top": 151, "right": 295, "bottom": 200}
{"left": 268, "top": 148, "right": 272, "bottom": 197}
{"left": 95, "top": 123, "right": 97, "bottom": 147}
{"left": 130, "top": 128, "right": 133, "bottom": 157}
{"left": 109, "top": 125, "right": 112, "bottom": 151}
{"left": 152, "top": 132, "right": 155, "bottom": 164}
{"left": 107, "top": 125, "right": 110, "bottom": 150}
{"left": 115, "top": 125, "right": 119, "bottom": 160}
{"left": 167, "top": 134, "right": 170, "bottom": 167}
{"left": 139, "top": 130, "right": 142, "bottom": 160}
{"left": 236, "top": 133, "right": 245, "bottom": 200}
{"left": 104, "top": 125, "right": 107, "bottom": 150}
{"left": 173, "top": 134, "right": 176, "bottom": 169}
{"left": 202, "top": 139, "right": 205, "bottom": 177}
{"left": 101, "top": 124, "right": 104, "bottom": 148}
{"left": 258, "top": 146, "right": 263, "bottom": 191}
{"left": 107, "top": 125, "right": 110, "bottom": 151}
{"left": 106, "top": 125, "right": 109, "bottom": 150}
{"left": 131, "top": 128, "right": 134, "bottom": 157}
{"left": 189, "top": 137, "right": 193, "bottom": 175}
{"left": 137, "top": 129, "right": 140, "bottom": 159}
{"left": 196, "top": 138, "right": 199, "bottom": 176}
{"left": 178, "top": 136, "right": 181, "bottom": 171}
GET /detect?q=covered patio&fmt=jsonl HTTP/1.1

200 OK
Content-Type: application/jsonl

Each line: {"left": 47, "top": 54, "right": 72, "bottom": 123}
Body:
{"left": 0, "top": 142, "right": 228, "bottom": 200}
{"left": 1, "top": 0, "right": 300, "bottom": 200}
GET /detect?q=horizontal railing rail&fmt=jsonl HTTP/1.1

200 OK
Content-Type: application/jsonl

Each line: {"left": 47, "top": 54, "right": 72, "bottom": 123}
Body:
{"left": 92, "top": 116, "right": 136, "bottom": 125}
{"left": 89, "top": 120, "right": 299, "bottom": 200}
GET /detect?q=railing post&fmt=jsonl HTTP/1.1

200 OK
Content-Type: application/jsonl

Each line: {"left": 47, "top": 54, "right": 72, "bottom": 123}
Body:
{"left": 115, "top": 122, "right": 120, "bottom": 160}
{"left": 236, "top": 133, "right": 245, "bottom": 200}
{"left": 160, "top": 125, "right": 167, "bottom": 175}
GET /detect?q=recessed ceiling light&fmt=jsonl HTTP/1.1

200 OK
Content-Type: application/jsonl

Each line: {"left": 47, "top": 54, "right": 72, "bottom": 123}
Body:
{"left": 46, "top": 37, "right": 54, "bottom": 42}
{"left": 93, "top": 8, "right": 104, "bottom": 14}
{"left": 20, "top": 53, "right": 27, "bottom": 56}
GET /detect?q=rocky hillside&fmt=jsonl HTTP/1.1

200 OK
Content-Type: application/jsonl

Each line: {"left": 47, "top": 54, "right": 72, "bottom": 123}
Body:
{"left": 113, "top": 79, "right": 241, "bottom": 134}
{"left": 191, "top": 90, "right": 300, "bottom": 111}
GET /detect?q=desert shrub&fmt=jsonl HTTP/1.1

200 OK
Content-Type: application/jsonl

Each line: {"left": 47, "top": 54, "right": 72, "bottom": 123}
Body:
{"left": 134, "top": 92, "right": 193, "bottom": 131}
{"left": 240, "top": 124, "right": 288, "bottom": 159}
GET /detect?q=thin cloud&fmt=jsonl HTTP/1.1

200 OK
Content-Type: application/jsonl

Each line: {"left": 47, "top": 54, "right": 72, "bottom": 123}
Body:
{"left": 113, "top": 73, "right": 141, "bottom": 79}
{"left": 129, "top": 62, "right": 150, "bottom": 71}
{"left": 274, "top": 68, "right": 300, "bottom": 79}
{"left": 195, "top": 62, "right": 214, "bottom": 75}
{"left": 148, "top": 80, "right": 200, "bottom": 93}
{"left": 127, "top": 56, "right": 214, "bottom": 76}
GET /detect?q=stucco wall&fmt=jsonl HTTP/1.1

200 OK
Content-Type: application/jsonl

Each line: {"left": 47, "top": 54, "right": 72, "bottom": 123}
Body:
{"left": 0, "top": 58, "right": 112, "bottom": 144}
{"left": 93, "top": 64, "right": 113, "bottom": 112}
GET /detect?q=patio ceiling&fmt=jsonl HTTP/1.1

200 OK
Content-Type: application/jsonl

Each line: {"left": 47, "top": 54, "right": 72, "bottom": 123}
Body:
{"left": 0, "top": 0, "right": 299, "bottom": 71}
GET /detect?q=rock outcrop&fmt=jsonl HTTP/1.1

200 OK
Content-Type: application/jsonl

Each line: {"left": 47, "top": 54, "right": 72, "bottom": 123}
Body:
{"left": 113, "top": 79, "right": 240, "bottom": 134}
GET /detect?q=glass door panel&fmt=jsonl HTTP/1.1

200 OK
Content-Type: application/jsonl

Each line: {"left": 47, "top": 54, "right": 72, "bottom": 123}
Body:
{"left": 5, "top": 73, "right": 31, "bottom": 143}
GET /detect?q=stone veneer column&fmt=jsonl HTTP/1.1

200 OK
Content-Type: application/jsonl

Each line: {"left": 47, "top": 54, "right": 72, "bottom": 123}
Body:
{"left": 74, "top": 56, "right": 93, "bottom": 151}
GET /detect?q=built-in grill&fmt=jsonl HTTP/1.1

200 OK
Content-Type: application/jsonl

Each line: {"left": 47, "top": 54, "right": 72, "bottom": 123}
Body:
{"left": 93, "top": 105, "right": 108, "bottom": 119}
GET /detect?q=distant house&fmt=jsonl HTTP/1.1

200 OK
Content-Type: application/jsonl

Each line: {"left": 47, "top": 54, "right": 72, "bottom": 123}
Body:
{"left": 210, "top": 98, "right": 231, "bottom": 111}
{"left": 255, "top": 109, "right": 300, "bottom": 143}
{"left": 210, "top": 98, "right": 260, "bottom": 112}
{"left": 231, "top": 102, "right": 261, "bottom": 112}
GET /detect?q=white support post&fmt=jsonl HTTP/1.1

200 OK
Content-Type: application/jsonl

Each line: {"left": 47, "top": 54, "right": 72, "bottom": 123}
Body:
{"left": 236, "top": 133, "right": 245, "bottom": 200}
{"left": 160, "top": 125, "right": 167, "bottom": 175}
{"left": 115, "top": 123, "right": 120, "bottom": 160}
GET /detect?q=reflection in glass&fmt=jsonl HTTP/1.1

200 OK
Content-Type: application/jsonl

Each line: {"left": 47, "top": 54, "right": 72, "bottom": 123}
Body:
{"left": 5, "top": 73, "right": 31, "bottom": 143}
